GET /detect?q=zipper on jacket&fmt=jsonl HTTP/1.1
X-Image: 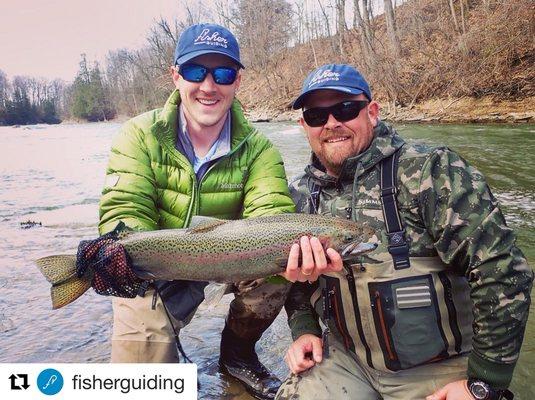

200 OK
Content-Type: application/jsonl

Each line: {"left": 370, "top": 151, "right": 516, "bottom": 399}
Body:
{"left": 190, "top": 131, "right": 254, "bottom": 218}
{"left": 330, "top": 287, "right": 351, "bottom": 351}
{"left": 373, "top": 291, "right": 397, "bottom": 362}
{"left": 344, "top": 263, "right": 374, "bottom": 368}
{"left": 191, "top": 162, "right": 218, "bottom": 216}
{"left": 164, "top": 126, "right": 255, "bottom": 225}
{"left": 321, "top": 286, "right": 332, "bottom": 358}
{"left": 438, "top": 272, "right": 462, "bottom": 354}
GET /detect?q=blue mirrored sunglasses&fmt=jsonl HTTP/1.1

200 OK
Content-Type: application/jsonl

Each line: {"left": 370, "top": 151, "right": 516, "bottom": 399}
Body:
{"left": 178, "top": 63, "right": 238, "bottom": 85}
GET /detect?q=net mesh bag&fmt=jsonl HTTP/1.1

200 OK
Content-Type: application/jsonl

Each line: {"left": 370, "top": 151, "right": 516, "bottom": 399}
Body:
{"left": 76, "top": 227, "right": 143, "bottom": 298}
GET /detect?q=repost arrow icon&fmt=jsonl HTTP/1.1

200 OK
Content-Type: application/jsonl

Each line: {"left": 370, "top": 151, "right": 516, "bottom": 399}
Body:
{"left": 8, "top": 373, "right": 30, "bottom": 390}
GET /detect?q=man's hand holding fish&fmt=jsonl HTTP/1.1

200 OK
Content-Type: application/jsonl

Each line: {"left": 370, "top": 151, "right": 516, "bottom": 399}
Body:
{"left": 282, "top": 236, "right": 343, "bottom": 283}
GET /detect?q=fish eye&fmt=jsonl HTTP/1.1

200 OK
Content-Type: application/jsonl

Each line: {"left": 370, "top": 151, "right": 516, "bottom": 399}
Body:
{"left": 343, "top": 233, "right": 354, "bottom": 242}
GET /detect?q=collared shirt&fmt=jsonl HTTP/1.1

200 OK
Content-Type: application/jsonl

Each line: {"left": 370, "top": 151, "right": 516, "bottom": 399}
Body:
{"left": 175, "top": 104, "right": 232, "bottom": 179}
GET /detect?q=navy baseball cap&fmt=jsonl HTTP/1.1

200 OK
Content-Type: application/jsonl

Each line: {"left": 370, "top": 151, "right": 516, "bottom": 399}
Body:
{"left": 174, "top": 23, "right": 244, "bottom": 68}
{"left": 292, "top": 64, "right": 372, "bottom": 109}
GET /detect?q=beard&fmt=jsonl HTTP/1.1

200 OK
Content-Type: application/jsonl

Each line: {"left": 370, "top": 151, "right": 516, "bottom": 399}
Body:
{"left": 316, "top": 147, "right": 348, "bottom": 176}
{"left": 313, "top": 128, "right": 362, "bottom": 176}
{"left": 312, "top": 123, "right": 375, "bottom": 176}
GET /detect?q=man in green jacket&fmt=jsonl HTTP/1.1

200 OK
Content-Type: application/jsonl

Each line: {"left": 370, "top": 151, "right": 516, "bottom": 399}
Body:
{"left": 98, "top": 23, "right": 295, "bottom": 399}
{"left": 276, "top": 64, "right": 532, "bottom": 400}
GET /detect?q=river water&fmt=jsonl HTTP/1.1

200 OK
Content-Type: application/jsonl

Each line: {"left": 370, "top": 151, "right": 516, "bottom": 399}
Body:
{"left": 0, "top": 121, "right": 533, "bottom": 399}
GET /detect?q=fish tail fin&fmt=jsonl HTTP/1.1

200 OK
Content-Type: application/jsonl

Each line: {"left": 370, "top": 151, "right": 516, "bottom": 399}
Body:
{"left": 35, "top": 255, "right": 93, "bottom": 309}
{"left": 35, "top": 255, "right": 77, "bottom": 284}
{"left": 50, "top": 275, "right": 92, "bottom": 309}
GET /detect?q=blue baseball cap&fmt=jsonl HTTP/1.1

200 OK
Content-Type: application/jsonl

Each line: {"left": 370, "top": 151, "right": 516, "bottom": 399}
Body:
{"left": 174, "top": 23, "right": 244, "bottom": 68}
{"left": 292, "top": 64, "right": 372, "bottom": 109}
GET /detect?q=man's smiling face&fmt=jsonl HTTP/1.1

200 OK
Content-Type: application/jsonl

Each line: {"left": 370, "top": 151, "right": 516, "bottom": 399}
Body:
{"left": 300, "top": 90, "right": 379, "bottom": 176}
{"left": 173, "top": 53, "right": 241, "bottom": 130}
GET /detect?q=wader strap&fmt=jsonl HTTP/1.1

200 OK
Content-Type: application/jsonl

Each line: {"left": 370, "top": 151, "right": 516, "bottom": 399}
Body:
{"left": 152, "top": 286, "right": 193, "bottom": 363}
{"left": 380, "top": 149, "right": 410, "bottom": 270}
{"left": 308, "top": 177, "right": 321, "bottom": 214}
{"left": 154, "top": 287, "right": 201, "bottom": 390}
{"left": 307, "top": 177, "right": 332, "bottom": 357}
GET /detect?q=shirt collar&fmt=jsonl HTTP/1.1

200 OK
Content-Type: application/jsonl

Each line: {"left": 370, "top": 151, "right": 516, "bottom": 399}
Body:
{"left": 177, "top": 104, "right": 232, "bottom": 173}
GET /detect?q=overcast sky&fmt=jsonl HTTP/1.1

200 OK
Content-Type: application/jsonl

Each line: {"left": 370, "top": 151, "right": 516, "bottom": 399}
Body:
{"left": 0, "top": 0, "right": 186, "bottom": 81}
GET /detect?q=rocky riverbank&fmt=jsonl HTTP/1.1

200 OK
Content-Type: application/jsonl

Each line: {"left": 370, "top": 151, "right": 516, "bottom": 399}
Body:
{"left": 245, "top": 96, "right": 535, "bottom": 124}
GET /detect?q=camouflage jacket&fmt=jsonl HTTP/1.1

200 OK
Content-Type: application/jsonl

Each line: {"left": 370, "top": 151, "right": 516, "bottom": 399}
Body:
{"left": 285, "top": 121, "right": 532, "bottom": 388}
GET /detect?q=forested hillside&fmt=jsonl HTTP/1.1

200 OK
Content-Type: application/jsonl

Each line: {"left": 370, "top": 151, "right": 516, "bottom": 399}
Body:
{"left": 1, "top": 0, "right": 533, "bottom": 125}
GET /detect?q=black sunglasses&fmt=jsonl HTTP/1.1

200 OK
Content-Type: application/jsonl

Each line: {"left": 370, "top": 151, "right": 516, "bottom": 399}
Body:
{"left": 178, "top": 63, "right": 238, "bottom": 85}
{"left": 303, "top": 100, "right": 369, "bottom": 127}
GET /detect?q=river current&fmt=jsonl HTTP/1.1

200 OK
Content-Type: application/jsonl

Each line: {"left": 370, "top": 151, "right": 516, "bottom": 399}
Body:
{"left": 0, "top": 121, "right": 533, "bottom": 399}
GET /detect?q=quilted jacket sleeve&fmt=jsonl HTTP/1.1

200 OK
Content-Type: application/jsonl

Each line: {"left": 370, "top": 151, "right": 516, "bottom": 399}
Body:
{"left": 241, "top": 132, "right": 295, "bottom": 218}
{"left": 98, "top": 120, "right": 159, "bottom": 234}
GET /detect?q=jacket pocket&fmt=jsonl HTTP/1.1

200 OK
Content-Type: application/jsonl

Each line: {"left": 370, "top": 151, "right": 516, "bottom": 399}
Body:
{"left": 369, "top": 275, "right": 448, "bottom": 370}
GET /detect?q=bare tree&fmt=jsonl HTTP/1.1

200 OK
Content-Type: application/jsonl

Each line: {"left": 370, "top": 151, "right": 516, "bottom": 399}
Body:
{"left": 459, "top": 0, "right": 467, "bottom": 35}
{"left": 146, "top": 18, "right": 179, "bottom": 70}
{"left": 361, "top": 0, "right": 375, "bottom": 48}
{"left": 180, "top": 0, "right": 213, "bottom": 26}
{"left": 317, "top": 0, "right": 333, "bottom": 37}
{"left": 211, "top": 0, "right": 240, "bottom": 29}
{"left": 384, "top": 0, "right": 401, "bottom": 56}
{"left": 448, "top": 0, "right": 460, "bottom": 32}
{"left": 352, "top": 0, "right": 374, "bottom": 58}
{"left": 232, "top": 0, "right": 294, "bottom": 68}
{"left": 336, "top": 0, "right": 347, "bottom": 33}
{"left": 292, "top": 0, "right": 305, "bottom": 44}
{"left": 335, "top": 0, "right": 348, "bottom": 55}
{"left": 0, "top": 70, "right": 9, "bottom": 109}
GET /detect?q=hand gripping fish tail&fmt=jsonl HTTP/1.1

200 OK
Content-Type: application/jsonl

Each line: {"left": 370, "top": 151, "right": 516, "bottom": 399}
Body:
{"left": 35, "top": 222, "right": 141, "bottom": 309}
{"left": 35, "top": 214, "right": 377, "bottom": 310}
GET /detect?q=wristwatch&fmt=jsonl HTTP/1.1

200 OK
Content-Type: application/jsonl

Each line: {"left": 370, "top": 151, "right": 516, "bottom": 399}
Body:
{"left": 467, "top": 379, "right": 514, "bottom": 400}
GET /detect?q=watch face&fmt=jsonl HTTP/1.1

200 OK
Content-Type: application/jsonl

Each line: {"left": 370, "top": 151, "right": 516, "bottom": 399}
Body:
{"left": 470, "top": 382, "right": 490, "bottom": 400}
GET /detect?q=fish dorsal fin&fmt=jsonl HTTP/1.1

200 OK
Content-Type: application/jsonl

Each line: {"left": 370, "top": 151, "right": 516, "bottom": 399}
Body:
{"left": 187, "top": 216, "right": 226, "bottom": 234}
{"left": 113, "top": 221, "right": 135, "bottom": 240}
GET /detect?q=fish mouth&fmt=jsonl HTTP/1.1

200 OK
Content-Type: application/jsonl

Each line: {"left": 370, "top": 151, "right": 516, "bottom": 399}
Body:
{"left": 341, "top": 242, "right": 377, "bottom": 258}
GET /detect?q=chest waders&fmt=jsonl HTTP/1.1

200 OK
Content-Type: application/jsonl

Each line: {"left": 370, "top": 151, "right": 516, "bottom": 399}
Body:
{"left": 133, "top": 281, "right": 199, "bottom": 363}
{"left": 307, "top": 149, "right": 473, "bottom": 373}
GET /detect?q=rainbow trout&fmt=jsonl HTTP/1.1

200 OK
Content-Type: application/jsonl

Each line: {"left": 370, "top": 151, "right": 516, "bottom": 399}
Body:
{"left": 36, "top": 214, "right": 376, "bottom": 309}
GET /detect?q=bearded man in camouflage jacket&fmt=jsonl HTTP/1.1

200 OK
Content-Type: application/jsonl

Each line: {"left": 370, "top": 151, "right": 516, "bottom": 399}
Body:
{"left": 276, "top": 64, "right": 532, "bottom": 400}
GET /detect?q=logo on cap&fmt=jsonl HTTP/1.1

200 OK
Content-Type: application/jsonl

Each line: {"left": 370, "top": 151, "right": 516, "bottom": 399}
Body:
{"left": 308, "top": 68, "right": 340, "bottom": 88}
{"left": 194, "top": 29, "right": 229, "bottom": 48}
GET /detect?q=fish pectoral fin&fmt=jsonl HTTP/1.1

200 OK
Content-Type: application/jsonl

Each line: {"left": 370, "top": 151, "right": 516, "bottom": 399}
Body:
{"left": 186, "top": 216, "right": 227, "bottom": 234}
{"left": 343, "top": 242, "right": 377, "bottom": 256}
{"left": 340, "top": 242, "right": 378, "bottom": 263}
{"left": 360, "top": 254, "right": 383, "bottom": 264}
{"left": 131, "top": 265, "right": 157, "bottom": 280}
{"left": 202, "top": 283, "right": 229, "bottom": 309}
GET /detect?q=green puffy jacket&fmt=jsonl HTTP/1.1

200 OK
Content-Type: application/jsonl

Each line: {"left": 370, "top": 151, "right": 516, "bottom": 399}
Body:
{"left": 99, "top": 89, "right": 295, "bottom": 234}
